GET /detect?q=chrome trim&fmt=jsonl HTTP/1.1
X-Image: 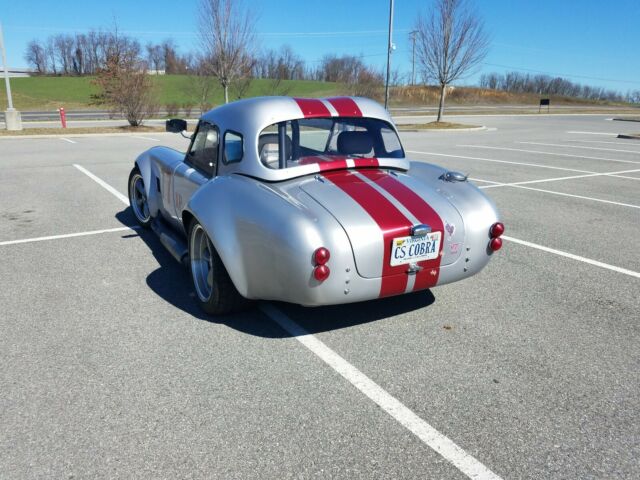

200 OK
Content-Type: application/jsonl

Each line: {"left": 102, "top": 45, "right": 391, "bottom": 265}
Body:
{"left": 406, "top": 263, "right": 423, "bottom": 275}
{"left": 411, "top": 224, "right": 431, "bottom": 236}
{"left": 442, "top": 171, "right": 468, "bottom": 182}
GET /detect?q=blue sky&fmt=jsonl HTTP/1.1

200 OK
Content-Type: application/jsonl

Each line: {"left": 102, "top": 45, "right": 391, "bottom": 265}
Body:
{"left": 1, "top": 0, "right": 639, "bottom": 93}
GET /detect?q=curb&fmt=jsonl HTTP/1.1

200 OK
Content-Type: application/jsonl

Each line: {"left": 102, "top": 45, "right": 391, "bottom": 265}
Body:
{"left": 0, "top": 132, "right": 176, "bottom": 140}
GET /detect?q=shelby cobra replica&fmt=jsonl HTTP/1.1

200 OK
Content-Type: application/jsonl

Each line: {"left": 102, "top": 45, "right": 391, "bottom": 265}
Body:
{"left": 128, "top": 96, "right": 503, "bottom": 314}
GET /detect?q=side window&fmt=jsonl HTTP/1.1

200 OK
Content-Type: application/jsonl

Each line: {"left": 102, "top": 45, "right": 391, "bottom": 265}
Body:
{"left": 187, "top": 122, "right": 219, "bottom": 177}
{"left": 224, "top": 131, "right": 243, "bottom": 164}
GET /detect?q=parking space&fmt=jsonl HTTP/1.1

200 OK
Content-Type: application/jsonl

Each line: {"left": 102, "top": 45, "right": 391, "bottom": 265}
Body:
{"left": 1, "top": 114, "right": 639, "bottom": 479}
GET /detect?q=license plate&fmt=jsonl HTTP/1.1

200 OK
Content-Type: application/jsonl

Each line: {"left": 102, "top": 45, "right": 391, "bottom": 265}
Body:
{"left": 390, "top": 232, "right": 441, "bottom": 266}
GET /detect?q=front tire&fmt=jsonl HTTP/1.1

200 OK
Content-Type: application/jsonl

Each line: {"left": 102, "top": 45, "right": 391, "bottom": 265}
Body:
{"left": 188, "top": 220, "right": 250, "bottom": 315}
{"left": 128, "top": 167, "right": 151, "bottom": 228}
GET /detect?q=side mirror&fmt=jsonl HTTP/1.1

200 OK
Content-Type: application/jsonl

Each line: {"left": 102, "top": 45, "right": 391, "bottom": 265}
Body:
{"left": 166, "top": 118, "right": 187, "bottom": 133}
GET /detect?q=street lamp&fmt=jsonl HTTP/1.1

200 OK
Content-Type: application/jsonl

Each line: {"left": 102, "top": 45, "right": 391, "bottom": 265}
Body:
{"left": 384, "top": 0, "right": 394, "bottom": 110}
{"left": 0, "top": 21, "right": 22, "bottom": 131}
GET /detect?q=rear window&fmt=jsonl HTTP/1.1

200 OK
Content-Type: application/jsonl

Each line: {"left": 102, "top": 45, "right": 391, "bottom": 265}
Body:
{"left": 258, "top": 117, "right": 404, "bottom": 169}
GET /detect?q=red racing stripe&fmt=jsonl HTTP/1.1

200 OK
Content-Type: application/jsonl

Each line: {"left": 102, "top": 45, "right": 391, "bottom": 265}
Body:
{"left": 359, "top": 170, "right": 444, "bottom": 291}
{"left": 353, "top": 158, "right": 379, "bottom": 168}
{"left": 324, "top": 170, "right": 412, "bottom": 297}
{"left": 318, "top": 160, "right": 348, "bottom": 172}
{"left": 298, "top": 156, "right": 379, "bottom": 172}
{"left": 293, "top": 98, "right": 331, "bottom": 118}
{"left": 327, "top": 97, "right": 362, "bottom": 117}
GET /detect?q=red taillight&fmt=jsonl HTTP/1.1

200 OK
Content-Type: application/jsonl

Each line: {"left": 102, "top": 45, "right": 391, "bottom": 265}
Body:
{"left": 490, "top": 222, "right": 505, "bottom": 238}
{"left": 489, "top": 237, "right": 502, "bottom": 252}
{"left": 314, "top": 247, "right": 330, "bottom": 265}
{"left": 312, "top": 247, "right": 331, "bottom": 282}
{"left": 313, "top": 265, "right": 330, "bottom": 282}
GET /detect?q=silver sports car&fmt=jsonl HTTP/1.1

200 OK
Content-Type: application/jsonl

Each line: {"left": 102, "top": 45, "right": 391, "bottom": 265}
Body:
{"left": 128, "top": 96, "right": 503, "bottom": 314}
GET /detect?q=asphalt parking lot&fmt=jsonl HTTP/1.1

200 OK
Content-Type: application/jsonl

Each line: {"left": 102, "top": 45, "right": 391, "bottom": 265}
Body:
{"left": 1, "top": 114, "right": 639, "bottom": 479}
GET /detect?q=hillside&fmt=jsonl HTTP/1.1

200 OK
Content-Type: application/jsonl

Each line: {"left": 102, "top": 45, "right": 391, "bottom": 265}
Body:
{"left": 0, "top": 75, "right": 635, "bottom": 112}
{"left": 0, "top": 76, "right": 343, "bottom": 111}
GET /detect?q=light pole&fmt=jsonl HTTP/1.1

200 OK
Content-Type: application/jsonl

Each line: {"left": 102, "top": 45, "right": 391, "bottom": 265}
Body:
{"left": 410, "top": 30, "right": 417, "bottom": 85}
{"left": 384, "top": 0, "right": 394, "bottom": 110}
{"left": 0, "top": 22, "right": 22, "bottom": 130}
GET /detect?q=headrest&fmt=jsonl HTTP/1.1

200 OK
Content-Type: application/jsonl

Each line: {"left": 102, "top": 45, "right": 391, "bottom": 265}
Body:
{"left": 259, "top": 133, "right": 292, "bottom": 165}
{"left": 337, "top": 131, "right": 373, "bottom": 155}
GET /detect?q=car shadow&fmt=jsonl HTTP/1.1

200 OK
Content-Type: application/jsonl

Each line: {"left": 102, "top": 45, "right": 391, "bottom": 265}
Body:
{"left": 116, "top": 208, "right": 437, "bottom": 338}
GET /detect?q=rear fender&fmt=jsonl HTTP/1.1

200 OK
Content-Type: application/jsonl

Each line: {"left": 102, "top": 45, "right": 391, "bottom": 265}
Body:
{"left": 184, "top": 175, "right": 354, "bottom": 301}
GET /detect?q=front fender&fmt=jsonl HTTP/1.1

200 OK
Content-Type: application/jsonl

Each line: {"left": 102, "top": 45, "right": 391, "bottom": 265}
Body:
{"left": 134, "top": 151, "right": 160, "bottom": 217}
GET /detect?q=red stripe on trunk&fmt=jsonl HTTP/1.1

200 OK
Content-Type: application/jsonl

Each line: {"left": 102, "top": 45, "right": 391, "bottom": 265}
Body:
{"left": 298, "top": 156, "right": 379, "bottom": 172}
{"left": 327, "top": 97, "right": 363, "bottom": 117}
{"left": 324, "top": 170, "right": 412, "bottom": 297}
{"left": 353, "top": 158, "right": 379, "bottom": 168}
{"left": 318, "top": 160, "right": 348, "bottom": 171}
{"left": 293, "top": 98, "right": 331, "bottom": 118}
{"left": 359, "top": 170, "right": 444, "bottom": 291}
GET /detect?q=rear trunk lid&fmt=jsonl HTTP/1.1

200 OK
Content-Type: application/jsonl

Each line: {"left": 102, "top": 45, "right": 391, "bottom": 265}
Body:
{"left": 299, "top": 169, "right": 465, "bottom": 279}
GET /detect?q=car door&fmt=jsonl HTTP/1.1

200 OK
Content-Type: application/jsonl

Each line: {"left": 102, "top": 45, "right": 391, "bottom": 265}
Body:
{"left": 171, "top": 121, "right": 220, "bottom": 227}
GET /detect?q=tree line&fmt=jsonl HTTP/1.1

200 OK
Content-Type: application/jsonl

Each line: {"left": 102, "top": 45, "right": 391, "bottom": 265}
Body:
{"left": 24, "top": 31, "right": 382, "bottom": 84}
{"left": 479, "top": 71, "right": 631, "bottom": 103}
{"left": 24, "top": 30, "right": 191, "bottom": 76}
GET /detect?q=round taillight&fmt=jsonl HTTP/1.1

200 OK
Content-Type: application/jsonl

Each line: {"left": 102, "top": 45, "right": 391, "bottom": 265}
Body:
{"left": 490, "top": 222, "right": 505, "bottom": 238}
{"left": 489, "top": 237, "right": 502, "bottom": 252}
{"left": 314, "top": 247, "right": 330, "bottom": 265}
{"left": 313, "top": 265, "right": 330, "bottom": 282}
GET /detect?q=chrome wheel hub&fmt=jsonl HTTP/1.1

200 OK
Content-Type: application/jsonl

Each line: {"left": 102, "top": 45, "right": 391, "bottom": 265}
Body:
{"left": 190, "top": 224, "right": 214, "bottom": 302}
{"left": 130, "top": 174, "right": 150, "bottom": 223}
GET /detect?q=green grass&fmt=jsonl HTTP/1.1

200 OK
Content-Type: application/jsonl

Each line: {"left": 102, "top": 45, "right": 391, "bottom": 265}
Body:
{"left": 0, "top": 75, "right": 344, "bottom": 111}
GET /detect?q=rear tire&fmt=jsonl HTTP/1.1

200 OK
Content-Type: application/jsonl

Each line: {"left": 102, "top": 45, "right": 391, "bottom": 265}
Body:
{"left": 128, "top": 167, "right": 152, "bottom": 228}
{"left": 188, "top": 220, "right": 251, "bottom": 315}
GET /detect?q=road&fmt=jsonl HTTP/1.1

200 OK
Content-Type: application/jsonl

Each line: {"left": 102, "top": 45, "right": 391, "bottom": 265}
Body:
{"left": 1, "top": 115, "right": 639, "bottom": 479}
{"left": 1, "top": 103, "right": 638, "bottom": 125}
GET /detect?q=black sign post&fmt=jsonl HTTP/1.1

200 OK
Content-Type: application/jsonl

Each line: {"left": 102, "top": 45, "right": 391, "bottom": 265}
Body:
{"left": 539, "top": 98, "right": 550, "bottom": 113}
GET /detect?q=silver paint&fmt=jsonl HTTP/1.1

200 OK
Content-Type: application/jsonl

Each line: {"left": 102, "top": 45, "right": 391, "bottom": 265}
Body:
{"left": 133, "top": 96, "right": 501, "bottom": 306}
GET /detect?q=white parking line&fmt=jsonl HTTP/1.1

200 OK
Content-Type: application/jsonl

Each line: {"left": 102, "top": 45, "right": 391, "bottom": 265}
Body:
{"left": 568, "top": 139, "right": 640, "bottom": 147}
{"left": 260, "top": 303, "right": 503, "bottom": 480}
{"left": 0, "top": 226, "right": 139, "bottom": 247}
{"left": 459, "top": 145, "right": 640, "bottom": 166}
{"left": 519, "top": 141, "right": 640, "bottom": 155}
{"left": 476, "top": 168, "right": 640, "bottom": 189}
{"left": 474, "top": 178, "right": 640, "bottom": 209}
{"left": 131, "top": 135, "right": 160, "bottom": 141}
{"left": 566, "top": 131, "right": 617, "bottom": 136}
{"left": 406, "top": 150, "right": 593, "bottom": 174}
{"left": 73, "top": 164, "right": 129, "bottom": 205}
{"left": 503, "top": 236, "right": 640, "bottom": 279}
{"left": 60, "top": 137, "right": 77, "bottom": 144}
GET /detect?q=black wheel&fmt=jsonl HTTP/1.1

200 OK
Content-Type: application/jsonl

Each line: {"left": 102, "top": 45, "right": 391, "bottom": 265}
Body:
{"left": 128, "top": 167, "right": 151, "bottom": 228}
{"left": 188, "top": 220, "right": 251, "bottom": 315}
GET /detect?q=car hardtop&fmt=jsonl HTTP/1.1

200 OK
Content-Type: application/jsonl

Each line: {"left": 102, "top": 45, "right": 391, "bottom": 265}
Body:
{"left": 195, "top": 96, "right": 410, "bottom": 182}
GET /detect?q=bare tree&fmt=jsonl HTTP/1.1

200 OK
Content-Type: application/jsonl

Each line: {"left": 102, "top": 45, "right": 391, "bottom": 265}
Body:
{"left": 415, "top": 0, "right": 489, "bottom": 121}
{"left": 146, "top": 43, "right": 165, "bottom": 73}
{"left": 189, "top": 55, "right": 219, "bottom": 114}
{"left": 53, "top": 34, "right": 75, "bottom": 74}
{"left": 25, "top": 40, "right": 47, "bottom": 74}
{"left": 92, "top": 35, "right": 157, "bottom": 126}
{"left": 197, "top": 0, "right": 257, "bottom": 103}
